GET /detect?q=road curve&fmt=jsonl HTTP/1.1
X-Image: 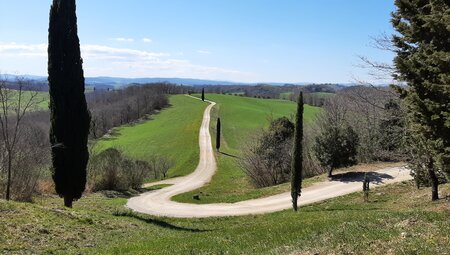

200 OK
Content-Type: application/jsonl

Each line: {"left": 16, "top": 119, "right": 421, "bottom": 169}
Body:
{"left": 126, "top": 97, "right": 412, "bottom": 218}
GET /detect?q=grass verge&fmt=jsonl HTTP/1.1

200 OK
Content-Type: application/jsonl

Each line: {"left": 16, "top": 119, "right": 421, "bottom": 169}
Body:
{"left": 1, "top": 181, "right": 449, "bottom": 254}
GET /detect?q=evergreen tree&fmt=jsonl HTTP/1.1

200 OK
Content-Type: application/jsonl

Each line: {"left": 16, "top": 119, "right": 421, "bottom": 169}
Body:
{"left": 392, "top": 0, "right": 450, "bottom": 200}
{"left": 201, "top": 88, "right": 205, "bottom": 101}
{"left": 291, "top": 92, "right": 303, "bottom": 211}
{"left": 48, "top": 0, "right": 91, "bottom": 207}
{"left": 313, "top": 124, "right": 359, "bottom": 177}
{"left": 216, "top": 117, "right": 221, "bottom": 152}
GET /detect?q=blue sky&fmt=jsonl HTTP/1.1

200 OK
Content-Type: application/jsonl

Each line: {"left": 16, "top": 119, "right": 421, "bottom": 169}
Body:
{"left": 0, "top": 0, "right": 395, "bottom": 83}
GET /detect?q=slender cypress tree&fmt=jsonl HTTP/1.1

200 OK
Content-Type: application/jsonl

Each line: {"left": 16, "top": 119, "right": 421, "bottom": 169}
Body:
{"left": 216, "top": 118, "right": 221, "bottom": 151}
{"left": 201, "top": 88, "right": 205, "bottom": 101}
{"left": 291, "top": 92, "right": 303, "bottom": 211}
{"left": 48, "top": 0, "right": 91, "bottom": 208}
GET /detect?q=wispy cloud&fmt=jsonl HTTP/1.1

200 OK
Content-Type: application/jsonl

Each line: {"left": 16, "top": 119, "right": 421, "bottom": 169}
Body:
{"left": 142, "top": 38, "right": 152, "bottom": 43}
{"left": 0, "top": 43, "right": 47, "bottom": 57}
{"left": 109, "top": 37, "right": 135, "bottom": 43}
{"left": 0, "top": 42, "right": 252, "bottom": 80}
{"left": 197, "top": 50, "right": 211, "bottom": 55}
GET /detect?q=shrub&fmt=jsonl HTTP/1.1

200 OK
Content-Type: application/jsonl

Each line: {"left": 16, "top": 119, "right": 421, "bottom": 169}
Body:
{"left": 239, "top": 117, "right": 294, "bottom": 187}
{"left": 313, "top": 124, "right": 359, "bottom": 177}
{"left": 88, "top": 148, "right": 152, "bottom": 192}
{"left": 148, "top": 155, "right": 173, "bottom": 180}
{"left": 0, "top": 123, "right": 49, "bottom": 202}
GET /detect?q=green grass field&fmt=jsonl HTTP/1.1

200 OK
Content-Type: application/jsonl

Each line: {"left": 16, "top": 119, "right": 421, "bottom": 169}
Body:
{"left": 2, "top": 181, "right": 449, "bottom": 254}
{"left": 7, "top": 90, "right": 49, "bottom": 111}
{"left": 313, "top": 92, "right": 335, "bottom": 99}
{"left": 279, "top": 91, "right": 335, "bottom": 101}
{"left": 95, "top": 95, "right": 207, "bottom": 178}
{"left": 174, "top": 94, "right": 321, "bottom": 203}
{"left": 27, "top": 91, "right": 49, "bottom": 110}
{"left": 279, "top": 91, "right": 293, "bottom": 100}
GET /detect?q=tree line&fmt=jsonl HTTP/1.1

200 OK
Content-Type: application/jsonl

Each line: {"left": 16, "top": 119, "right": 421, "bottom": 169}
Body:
{"left": 0, "top": 78, "right": 187, "bottom": 202}
{"left": 86, "top": 84, "right": 187, "bottom": 139}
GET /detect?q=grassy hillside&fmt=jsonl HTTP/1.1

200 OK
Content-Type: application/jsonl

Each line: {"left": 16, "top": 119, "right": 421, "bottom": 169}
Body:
{"left": 7, "top": 90, "right": 49, "bottom": 111}
{"left": 174, "top": 94, "right": 321, "bottom": 203}
{"left": 26, "top": 91, "right": 49, "bottom": 110}
{"left": 1, "top": 181, "right": 449, "bottom": 254}
{"left": 95, "top": 95, "right": 207, "bottom": 178}
{"left": 279, "top": 91, "right": 335, "bottom": 101}
{"left": 279, "top": 91, "right": 293, "bottom": 100}
{"left": 313, "top": 91, "right": 335, "bottom": 99}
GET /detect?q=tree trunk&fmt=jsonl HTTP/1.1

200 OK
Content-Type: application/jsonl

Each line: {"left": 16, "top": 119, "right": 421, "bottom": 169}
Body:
{"left": 427, "top": 158, "right": 439, "bottom": 201}
{"left": 328, "top": 168, "right": 333, "bottom": 178}
{"left": 64, "top": 196, "right": 73, "bottom": 208}
{"left": 5, "top": 152, "right": 12, "bottom": 200}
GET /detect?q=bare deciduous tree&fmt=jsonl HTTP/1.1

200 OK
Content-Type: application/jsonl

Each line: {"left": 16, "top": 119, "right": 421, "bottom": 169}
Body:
{"left": 239, "top": 118, "right": 294, "bottom": 188}
{"left": 148, "top": 155, "right": 172, "bottom": 180}
{"left": 0, "top": 75, "right": 45, "bottom": 200}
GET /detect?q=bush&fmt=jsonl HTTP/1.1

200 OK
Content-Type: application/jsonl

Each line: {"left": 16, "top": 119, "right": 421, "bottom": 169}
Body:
{"left": 239, "top": 117, "right": 294, "bottom": 187}
{"left": 0, "top": 123, "right": 49, "bottom": 202}
{"left": 148, "top": 155, "right": 172, "bottom": 180}
{"left": 88, "top": 148, "right": 152, "bottom": 192}
{"left": 313, "top": 124, "right": 359, "bottom": 177}
{"left": 302, "top": 125, "right": 326, "bottom": 177}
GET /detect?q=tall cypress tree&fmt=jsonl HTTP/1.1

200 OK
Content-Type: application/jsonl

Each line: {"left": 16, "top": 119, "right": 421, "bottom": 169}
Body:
{"left": 201, "top": 88, "right": 205, "bottom": 101}
{"left": 291, "top": 92, "right": 303, "bottom": 211}
{"left": 48, "top": 0, "right": 91, "bottom": 208}
{"left": 392, "top": 0, "right": 450, "bottom": 200}
{"left": 216, "top": 117, "right": 221, "bottom": 151}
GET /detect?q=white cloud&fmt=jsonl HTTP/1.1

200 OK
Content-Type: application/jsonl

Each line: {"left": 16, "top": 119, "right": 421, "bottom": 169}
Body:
{"left": 0, "top": 42, "right": 252, "bottom": 81}
{"left": 109, "top": 37, "right": 134, "bottom": 43}
{"left": 81, "top": 44, "right": 168, "bottom": 60}
{"left": 142, "top": 38, "right": 152, "bottom": 43}
{"left": 197, "top": 50, "right": 211, "bottom": 55}
{"left": 0, "top": 43, "right": 47, "bottom": 57}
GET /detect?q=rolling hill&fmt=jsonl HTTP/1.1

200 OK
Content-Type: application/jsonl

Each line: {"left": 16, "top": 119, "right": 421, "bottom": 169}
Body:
{"left": 173, "top": 94, "right": 322, "bottom": 203}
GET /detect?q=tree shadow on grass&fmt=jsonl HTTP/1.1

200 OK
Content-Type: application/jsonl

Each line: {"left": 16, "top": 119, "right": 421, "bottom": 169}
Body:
{"left": 134, "top": 216, "right": 210, "bottom": 233}
{"left": 331, "top": 171, "right": 394, "bottom": 185}
{"left": 115, "top": 212, "right": 211, "bottom": 232}
{"left": 302, "top": 206, "right": 383, "bottom": 213}
{"left": 219, "top": 151, "right": 239, "bottom": 159}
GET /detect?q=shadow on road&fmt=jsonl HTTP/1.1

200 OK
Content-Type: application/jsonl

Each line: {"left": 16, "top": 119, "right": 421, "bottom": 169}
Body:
{"left": 331, "top": 171, "right": 394, "bottom": 185}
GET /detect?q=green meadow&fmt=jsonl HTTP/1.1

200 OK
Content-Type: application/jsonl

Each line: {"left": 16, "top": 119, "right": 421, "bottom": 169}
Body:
{"left": 95, "top": 95, "right": 207, "bottom": 178}
{"left": 174, "top": 94, "right": 321, "bottom": 203}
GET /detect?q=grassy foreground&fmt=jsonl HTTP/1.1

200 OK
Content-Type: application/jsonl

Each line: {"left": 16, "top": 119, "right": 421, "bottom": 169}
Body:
{"left": 1, "top": 181, "right": 449, "bottom": 254}
{"left": 95, "top": 95, "right": 207, "bottom": 178}
{"left": 174, "top": 94, "right": 321, "bottom": 203}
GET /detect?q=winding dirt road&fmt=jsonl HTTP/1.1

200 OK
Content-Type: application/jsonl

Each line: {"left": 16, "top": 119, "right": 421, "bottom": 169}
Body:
{"left": 126, "top": 97, "right": 412, "bottom": 218}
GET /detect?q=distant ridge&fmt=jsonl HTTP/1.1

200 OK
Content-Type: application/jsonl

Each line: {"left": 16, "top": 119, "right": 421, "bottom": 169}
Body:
{"left": 3, "top": 74, "right": 367, "bottom": 88}
{"left": 4, "top": 74, "right": 242, "bottom": 87}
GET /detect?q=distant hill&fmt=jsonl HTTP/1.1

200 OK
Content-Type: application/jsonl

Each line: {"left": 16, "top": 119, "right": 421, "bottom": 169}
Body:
{"left": 3, "top": 74, "right": 366, "bottom": 89}
{"left": 4, "top": 74, "right": 243, "bottom": 88}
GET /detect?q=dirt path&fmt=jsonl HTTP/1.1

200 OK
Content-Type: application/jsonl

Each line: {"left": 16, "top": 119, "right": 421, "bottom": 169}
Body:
{"left": 126, "top": 97, "right": 412, "bottom": 218}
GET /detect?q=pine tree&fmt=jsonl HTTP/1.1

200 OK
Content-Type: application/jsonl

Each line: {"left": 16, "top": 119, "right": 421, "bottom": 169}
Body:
{"left": 313, "top": 124, "right": 359, "bottom": 178}
{"left": 291, "top": 92, "right": 303, "bottom": 211}
{"left": 392, "top": 0, "right": 450, "bottom": 200}
{"left": 216, "top": 117, "right": 221, "bottom": 152}
{"left": 48, "top": 0, "right": 91, "bottom": 208}
{"left": 201, "top": 88, "right": 205, "bottom": 101}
